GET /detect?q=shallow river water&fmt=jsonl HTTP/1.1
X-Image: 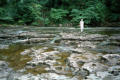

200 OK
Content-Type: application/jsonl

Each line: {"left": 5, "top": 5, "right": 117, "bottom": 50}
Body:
{"left": 0, "top": 26, "right": 120, "bottom": 80}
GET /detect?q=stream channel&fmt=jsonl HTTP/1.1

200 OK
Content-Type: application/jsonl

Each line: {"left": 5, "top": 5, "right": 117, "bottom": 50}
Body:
{"left": 0, "top": 26, "right": 120, "bottom": 80}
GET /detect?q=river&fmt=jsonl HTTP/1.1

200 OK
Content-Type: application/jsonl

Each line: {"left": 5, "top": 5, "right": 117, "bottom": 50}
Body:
{"left": 0, "top": 26, "right": 120, "bottom": 80}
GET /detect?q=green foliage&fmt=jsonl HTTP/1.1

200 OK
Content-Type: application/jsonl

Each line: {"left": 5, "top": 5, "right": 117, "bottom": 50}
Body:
{"left": 16, "top": 0, "right": 43, "bottom": 25}
{"left": 108, "top": 0, "right": 120, "bottom": 22}
{"left": 0, "top": 0, "right": 119, "bottom": 26}
{"left": 50, "top": 8, "right": 69, "bottom": 24}
{"left": 0, "top": 7, "right": 14, "bottom": 23}
{"left": 70, "top": 0, "right": 111, "bottom": 25}
{"left": 70, "top": 7, "right": 100, "bottom": 24}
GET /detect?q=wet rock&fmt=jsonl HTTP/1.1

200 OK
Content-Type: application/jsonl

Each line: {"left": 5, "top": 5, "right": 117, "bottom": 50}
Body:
{"left": 108, "top": 66, "right": 120, "bottom": 76}
{"left": 77, "top": 61, "right": 85, "bottom": 66}
{"left": 0, "top": 78, "right": 7, "bottom": 80}
{"left": 18, "top": 31, "right": 55, "bottom": 38}
{"left": 86, "top": 73, "right": 119, "bottom": 80}
{"left": 17, "top": 69, "right": 26, "bottom": 73}
{"left": 0, "top": 61, "right": 8, "bottom": 68}
{"left": 96, "top": 72, "right": 112, "bottom": 79}
{"left": 31, "top": 48, "right": 45, "bottom": 54}
{"left": 60, "top": 33, "right": 80, "bottom": 40}
{"left": 103, "top": 75, "right": 120, "bottom": 80}
{"left": 56, "top": 46, "right": 73, "bottom": 52}
{"left": 56, "top": 46, "right": 86, "bottom": 53}
{"left": 5, "top": 68, "right": 13, "bottom": 72}
{"left": 39, "top": 73, "right": 78, "bottom": 80}
{"left": 20, "top": 49, "right": 32, "bottom": 55}
{"left": 73, "top": 68, "right": 89, "bottom": 78}
{"left": 86, "top": 74, "right": 101, "bottom": 80}
{"left": 0, "top": 27, "right": 119, "bottom": 80}
{"left": 55, "top": 66, "right": 63, "bottom": 71}
{"left": 86, "top": 72, "right": 119, "bottom": 80}
{"left": 77, "top": 41, "right": 97, "bottom": 49}
{"left": 99, "top": 41, "right": 120, "bottom": 46}
{"left": 29, "top": 38, "right": 51, "bottom": 43}
{"left": 26, "top": 50, "right": 60, "bottom": 67}
{"left": 67, "top": 53, "right": 101, "bottom": 68}
{"left": 102, "top": 54, "right": 120, "bottom": 66}
{"left": 9, "top": 73, "right": 78, "bottom": 80}
{"left": 16, "top": 30, "right": 27, "bottom": 34}
{"left": 13, "top": 38, "right": 52, "bottom": 43}
{"left": 0, "top": 72, "right": 9, "bottom": 78}
{"left": 0, "top": 61, "right": 13, "bottom": 80}
{"left": 71, "top": 48, "right": 86, "bottom": 54}
{"left": 61, "top": 33, "right": 108, "bottom": 41}
{"left": 97, "top": 56, "right": 109, "bottom": 64}
{"left": 17, "top": 74, "right": 40, "bottom": 80}
{"left": 13, "top": 39, "right": 29, "bottom": 43}
{"left": 0, "top": 34, "right": 12, "bottom": 39}
{"left": 0, "top": 45, "right": 9, "bottom": 49}
{"left": 81, "top": 34, "right": 108, "bottom": 41}
{"left": 109, "top": 35, "right": 120, "bottom": 41}
{"left": 50, "top": 35, "right": 61, "bottom": 44}
{"left": 8, "top": 73, "right": 30, "bottom": 80}
{"left": 18, "top": 32, "right": 39, "bottom": 37}
{"left": 82, "top": 62, "right": 108, "bottom": 73}
{"left": 67, "top": 54, "right": 81, "bottom": 68}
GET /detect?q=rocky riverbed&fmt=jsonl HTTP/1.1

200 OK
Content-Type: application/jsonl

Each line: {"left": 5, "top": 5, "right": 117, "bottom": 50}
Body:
{"left": 0, "top": 26, "right": 120, "bottom": 80}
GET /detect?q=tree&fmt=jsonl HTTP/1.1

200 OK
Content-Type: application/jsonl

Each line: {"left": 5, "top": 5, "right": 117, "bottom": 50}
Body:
{"left": 0, "top": 0, "right": 119, "bottom": 26}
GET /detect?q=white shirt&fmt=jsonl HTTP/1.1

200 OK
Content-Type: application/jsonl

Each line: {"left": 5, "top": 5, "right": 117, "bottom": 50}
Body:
{"left": 80, "top": 20, "right": 84, "bottom": 32}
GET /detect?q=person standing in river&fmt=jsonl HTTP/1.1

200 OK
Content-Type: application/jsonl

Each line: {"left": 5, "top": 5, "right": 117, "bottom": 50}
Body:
{"left": 80, "top": 19, "right": 84, "bottom": 32}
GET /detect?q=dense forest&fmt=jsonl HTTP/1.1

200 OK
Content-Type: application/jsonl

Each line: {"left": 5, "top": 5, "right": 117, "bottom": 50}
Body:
{"left": 0, "top": 0, "right": 120, "bottom": 27}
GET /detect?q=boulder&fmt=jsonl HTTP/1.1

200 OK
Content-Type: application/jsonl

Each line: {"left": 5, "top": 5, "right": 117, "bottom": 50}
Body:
{"left": 96, "top": 71, "right": 112, "bottom": 79}
{"left": 102, "top": 54, "right": 120, "bottom": 66}
{"left": 0, "top": 61, "right": 8, "bottom": 68}
{"left": 82, "top": 62, "right": 108, "bottom": 73}
{"left": 108, "top": 66, "right": 120, "bottom": 76}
